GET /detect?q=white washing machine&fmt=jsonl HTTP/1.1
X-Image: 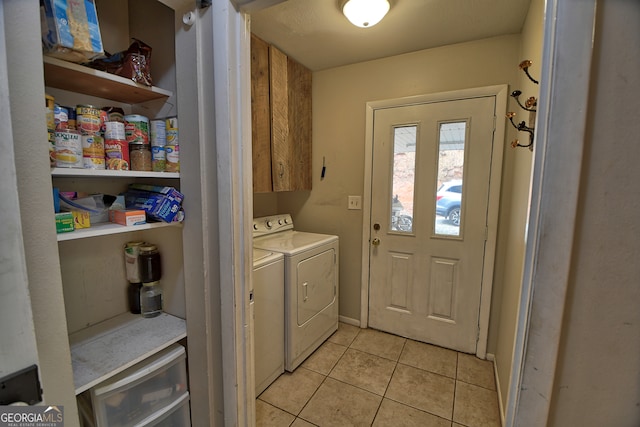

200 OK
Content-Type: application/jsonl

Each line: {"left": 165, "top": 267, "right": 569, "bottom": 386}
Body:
{"left": 252, "top": 248, "right": 284, "bottom": 396}
{"left": 253, "top": 214, "right": 339, "bottom": 372}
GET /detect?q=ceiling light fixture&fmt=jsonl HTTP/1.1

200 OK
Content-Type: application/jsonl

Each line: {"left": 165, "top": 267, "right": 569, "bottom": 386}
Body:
{"left": 342, "top": 0, "right": 390, "bottom": 28}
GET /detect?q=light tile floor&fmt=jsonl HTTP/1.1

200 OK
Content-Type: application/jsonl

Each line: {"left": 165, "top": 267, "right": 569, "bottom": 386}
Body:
{"left": 257, "top": 323, "right": 501, "bottom": 427}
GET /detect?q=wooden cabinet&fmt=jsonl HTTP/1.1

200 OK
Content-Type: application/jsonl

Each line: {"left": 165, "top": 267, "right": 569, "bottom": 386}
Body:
{"left": 251, "top": 34, "right": 312, "bottom": 193}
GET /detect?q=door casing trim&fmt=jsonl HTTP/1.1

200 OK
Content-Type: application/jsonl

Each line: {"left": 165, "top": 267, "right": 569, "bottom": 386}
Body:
{"left": 360, "top": 85, "right": 508, "bottom": 358}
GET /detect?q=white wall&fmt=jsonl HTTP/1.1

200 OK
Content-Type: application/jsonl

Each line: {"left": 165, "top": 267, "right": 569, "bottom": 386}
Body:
{"left": 491, "top": 0, "right": 543, "bottom": 412}
{"left": 547, "top": 1, "right": 640, "bottom": 425}
{"left": 267, "top": 35, "right": 522, "bottom": 321}
{"left": 4, "top": 0, "right": 78, "bottom": 419}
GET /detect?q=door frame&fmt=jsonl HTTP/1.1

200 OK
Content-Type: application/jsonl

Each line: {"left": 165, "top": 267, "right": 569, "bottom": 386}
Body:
{"left": 359, "top": 85, "right": 508, "bottom": 358}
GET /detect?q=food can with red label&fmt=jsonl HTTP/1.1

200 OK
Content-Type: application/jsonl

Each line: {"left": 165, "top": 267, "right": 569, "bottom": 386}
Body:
{"left": 76, "top": 104, "right": 101, "bottom": 135}
{"left": 82, "top": 134, "right": 105, "bottom": 170}
{"left": 55, "top": 131, "right": 83, "bottom": 168}
{"left": 165, "top": 145, "right": 180, "bottom": 172}
{"left": 166, "top": 116, "right": 178, "bottom": 145}
{"left": 124, "top": 114, "right": 150, "bottom": 145}
{"left": 150, "top": 120, "right": 166, "bottom": 146}
{"left": 104, "top": 139, "right": 130, "bottom": 170}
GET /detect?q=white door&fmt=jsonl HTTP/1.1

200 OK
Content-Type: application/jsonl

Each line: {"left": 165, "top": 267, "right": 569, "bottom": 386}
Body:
{"left": 368, "top": 96, "right": 496, "bottom": 353}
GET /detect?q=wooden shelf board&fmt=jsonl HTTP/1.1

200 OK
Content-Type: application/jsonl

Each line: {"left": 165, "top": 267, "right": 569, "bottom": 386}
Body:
{"left": 51, "top": 168, "right": 180, "bottom": 179}
{"left": 43, "top": 56, "right": 172, "bottom": 104}
{"left": 57, "top": 221, "right": 182, "bottom": 242}
{"left": 69, "top": 312, "right": 187, "bottom": 395}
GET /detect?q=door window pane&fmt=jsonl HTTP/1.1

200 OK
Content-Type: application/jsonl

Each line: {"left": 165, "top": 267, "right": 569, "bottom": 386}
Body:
{"left": 435, "top": 122, "right": 466, "bottom": 237}
{"left": 390, "top": 126, "right": 415, "bottom": 233}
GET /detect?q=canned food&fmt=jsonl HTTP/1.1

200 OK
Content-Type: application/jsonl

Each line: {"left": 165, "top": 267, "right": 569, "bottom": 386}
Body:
{"left": 76, "top": 104, "right": 101, "bottom": 135}
{"left": 165, "top": 145, "right": 180, "bottom": 172}
{"left": 45, "top": 94, "right": 55, "bottom": 130}
{"left": 82, "top": 135, "right": 105, "bottom": 170}
{"left": 151, "top": 145, "right": 166, "bottom": 172}
{"left": 102, "top": 106, "right": 125, "bottom": 123}
{"left": 150, "top": 120, "right": 166, "bottom": 146}
{"left": 99, "top": 110, "right": 108, "bottom": 135}
{"left": 105, "top": 121, "right": 126, "bottom": 140}
{"left": 166, "top": 116, "right": 178, "bottom": 145}
{"left": 54, "top": 104, "right": 68, "bottom": 131}
{"left": 124, "top": 241, "right": 145, "bottom": 283}
{"left": 48, "top": 130, "right": 56, "bottom": 167}
{"left": 130, "top": 144, "right": 152, "bottom": 171}
{"left": 46, "top": 94, "right": 55, "bottom": 167}
{"left": 124, "top": 114, "right": 150, "bottom": 145}
{"left": 55, "top": 131, "right": 83, "bottom": 168}
{"left": 65, "top": 106, "right": 77, "bottom": 130}
{"left": 104, "top": 139, "right": 130, "bottom": 170}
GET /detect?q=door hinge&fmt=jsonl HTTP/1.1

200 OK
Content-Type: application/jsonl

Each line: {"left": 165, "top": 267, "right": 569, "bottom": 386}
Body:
{"left": 493, "top": 115, "right": 497, "bottom": 132}
{"left": 484, "top": 226, "right": 489, "bottom": 241}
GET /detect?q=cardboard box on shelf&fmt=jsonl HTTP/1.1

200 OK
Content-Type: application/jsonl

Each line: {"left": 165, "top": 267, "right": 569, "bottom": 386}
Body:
{"left": 109, "top": 210, "right": 147, "bottom": 227}
{"left": 72, "top": 210, "right": 91, "bottom": 229}
{"left": 55, "top": 212, "right": 75, "bottom": 233}
{"left": 41, "top": 0, "right": 104, "bottom": 63}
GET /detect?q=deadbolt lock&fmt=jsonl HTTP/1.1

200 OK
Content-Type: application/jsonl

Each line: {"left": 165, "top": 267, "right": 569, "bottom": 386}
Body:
{"left": 373, "top": 223, "right": 380, "bottom": 231}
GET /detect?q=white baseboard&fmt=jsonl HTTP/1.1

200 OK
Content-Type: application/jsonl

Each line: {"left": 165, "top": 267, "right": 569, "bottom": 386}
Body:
{"left": 486, "top": 353, "right": 505, "bottom": 427}
{"left": 338, "top": 315, "right": 360, "bottom": 327}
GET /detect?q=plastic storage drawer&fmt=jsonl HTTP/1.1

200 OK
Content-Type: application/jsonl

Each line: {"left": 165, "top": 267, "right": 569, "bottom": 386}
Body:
{"left": 138, "top": 392, "right": 190, "bottom": 426}
{"left": 90, "top": 344, "right": 188, "bottom": 427}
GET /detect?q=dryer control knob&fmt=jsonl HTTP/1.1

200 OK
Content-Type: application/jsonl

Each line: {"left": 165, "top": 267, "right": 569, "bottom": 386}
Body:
{"left": 278, "top": 219, "right": 283, "bottom": 225}
{"left": 266, "top": 221, "right": 273, "bottom": 228}
{"left": 253, "top": 224, "right": 258, "bottom": 230}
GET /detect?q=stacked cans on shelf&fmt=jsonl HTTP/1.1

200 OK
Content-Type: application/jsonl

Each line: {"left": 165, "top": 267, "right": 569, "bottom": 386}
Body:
{"left": 150, "top": 117, "right": 180, "bottom": 172}
{"left": 45, "top": 93, "right": 179, "bottom": 172}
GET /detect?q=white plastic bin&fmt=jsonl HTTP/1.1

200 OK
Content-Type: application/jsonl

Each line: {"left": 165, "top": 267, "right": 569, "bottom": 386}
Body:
{"left": 90, "top": 344, "right": 188, "bottom": 427}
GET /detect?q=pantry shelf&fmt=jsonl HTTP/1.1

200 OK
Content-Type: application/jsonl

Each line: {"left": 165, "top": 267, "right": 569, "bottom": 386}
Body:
{"left": 57, "top": 221, "right": 182, "bottom": 242}
{"left": 51, "top": 168, "right": 180, "bottom": 179}
{"left": 43, "top": 56, "right": 173, "bottom": 104}
{"left": 69, "top": 312, "right": 187, "bottom": 395}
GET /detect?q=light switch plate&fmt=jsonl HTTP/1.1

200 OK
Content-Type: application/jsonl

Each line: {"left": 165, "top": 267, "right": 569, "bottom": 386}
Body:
{"left": 348, "top": 195, "right": 362, "bottom": 210}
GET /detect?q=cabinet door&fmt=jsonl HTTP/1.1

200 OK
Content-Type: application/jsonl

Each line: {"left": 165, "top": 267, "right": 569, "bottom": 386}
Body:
{"left": 270, "top": 45, "right": 312, "bottom": 192}
{"left": 251, "top": 34, "right": 273, "bottom": 193}
{"left": 286, "top": 54, "right": 312, "bottom": 191}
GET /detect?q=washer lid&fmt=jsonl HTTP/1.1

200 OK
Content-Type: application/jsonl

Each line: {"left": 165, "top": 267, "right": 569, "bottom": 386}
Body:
{"left": 254, "top": 230, "right": 338, "bottom": 255}
{"left": 253, "top": 247, "right": 283, "bottom": 267}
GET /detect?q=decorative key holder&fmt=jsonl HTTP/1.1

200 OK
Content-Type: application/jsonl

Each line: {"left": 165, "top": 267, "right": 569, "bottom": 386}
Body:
{"left": 507, "top": 60, "right": 539, "bottom": 151}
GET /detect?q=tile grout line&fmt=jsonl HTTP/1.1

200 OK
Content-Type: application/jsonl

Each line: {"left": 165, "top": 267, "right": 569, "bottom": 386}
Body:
{"left": 294, "top": 325, "right": 362, "bottom": 425}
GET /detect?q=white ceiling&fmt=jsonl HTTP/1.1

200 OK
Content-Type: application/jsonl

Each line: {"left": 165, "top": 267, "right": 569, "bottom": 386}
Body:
{"left": 250, "top": 0, "right": 532, "bottom": 71}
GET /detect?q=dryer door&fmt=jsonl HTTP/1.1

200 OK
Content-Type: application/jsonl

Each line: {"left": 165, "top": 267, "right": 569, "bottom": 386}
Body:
{"left": 297, "top": 248, "right": 337, "bottom": 325}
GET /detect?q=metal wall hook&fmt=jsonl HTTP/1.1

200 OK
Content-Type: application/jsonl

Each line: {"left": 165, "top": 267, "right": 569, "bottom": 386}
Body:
{"left": 519, "top": 60, "right": 539, "bottom": 85}
{"left": 508, "top": 60, "right": 539, "bottom": 151}
{"left": 510, "top": 90, "right": 537, "bottom": 112}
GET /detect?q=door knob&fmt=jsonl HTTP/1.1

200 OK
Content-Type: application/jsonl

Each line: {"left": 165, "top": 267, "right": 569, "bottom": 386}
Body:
{"left": 372, "top": 237, "right": 381, "bottom": 246}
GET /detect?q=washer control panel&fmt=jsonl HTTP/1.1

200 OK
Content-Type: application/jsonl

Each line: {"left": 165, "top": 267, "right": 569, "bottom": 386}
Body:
{"left": 253, "top": 214, "right": 294, "bottom": 237}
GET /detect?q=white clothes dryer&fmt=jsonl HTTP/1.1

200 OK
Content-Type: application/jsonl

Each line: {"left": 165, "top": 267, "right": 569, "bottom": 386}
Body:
{"left": 253, "top": 214, "right": 339, "bottom": 372}
{"left": 252, "top": 248, "right": 284, "bottom": 396}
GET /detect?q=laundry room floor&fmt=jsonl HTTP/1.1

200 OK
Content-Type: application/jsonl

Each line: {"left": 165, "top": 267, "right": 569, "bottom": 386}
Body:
{"left": 256, "top": 323, "right": 501, "bottom": 427}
